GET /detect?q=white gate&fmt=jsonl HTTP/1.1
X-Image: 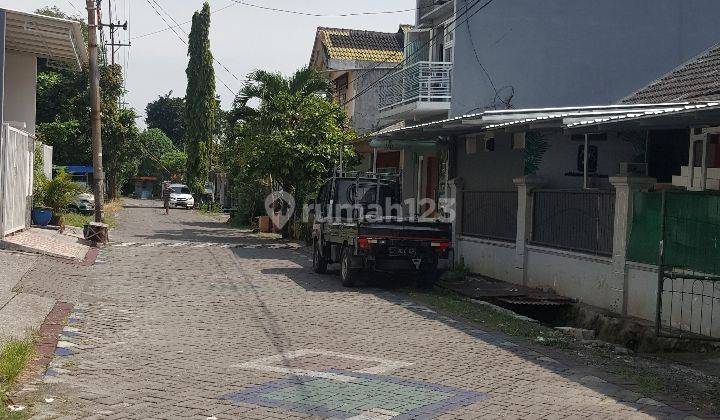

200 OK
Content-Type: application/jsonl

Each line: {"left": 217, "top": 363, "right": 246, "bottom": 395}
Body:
{"left": 0, "top": 124, "right": 35, "bottom": 236}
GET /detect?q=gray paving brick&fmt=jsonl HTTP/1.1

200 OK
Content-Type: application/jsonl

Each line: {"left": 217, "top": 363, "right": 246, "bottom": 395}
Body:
{"left": 17, "top": 198, "right": 695, "bottom": 419}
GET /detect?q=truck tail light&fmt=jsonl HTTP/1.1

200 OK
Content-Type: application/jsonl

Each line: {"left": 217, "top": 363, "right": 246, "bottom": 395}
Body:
{"left": 358, "top": 237, "right": 369, "bottom": 249}
{"left": 431, "top": 242, "right": 451, "bottom": 252}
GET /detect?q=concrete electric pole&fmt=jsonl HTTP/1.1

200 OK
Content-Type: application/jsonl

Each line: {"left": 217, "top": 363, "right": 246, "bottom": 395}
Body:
{"left": 86, "top": 0, "right": 105, "bottom": 223}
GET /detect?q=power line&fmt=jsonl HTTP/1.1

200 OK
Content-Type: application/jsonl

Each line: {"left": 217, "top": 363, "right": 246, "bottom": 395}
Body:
{"left": 230, "top": 1, "right": 417, "bottom": 18}
{"left": 342, "top": 0, "right": 496, "bottom": 108}
{"left": 132, "top": 2, "right": 237, "bottom": 40}
{"left": 133, "top": 1, "right": 429, "bottom": 41}
{"left": 65, "top": 0, "right": 84, "bottom": 16}
{"left": 150, "top": 0, "right": 240, "bottom": 82}
{"left": 142, "top": 0, "right": 237, "bottom": 96}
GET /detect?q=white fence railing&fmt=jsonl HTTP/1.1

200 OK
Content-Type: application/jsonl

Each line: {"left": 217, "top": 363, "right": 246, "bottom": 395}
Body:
{"left": 378, "top": 61, "right": 452, "bottom": 112}
{"left": 0, "top": 124, "right": 35, "bottom": 236}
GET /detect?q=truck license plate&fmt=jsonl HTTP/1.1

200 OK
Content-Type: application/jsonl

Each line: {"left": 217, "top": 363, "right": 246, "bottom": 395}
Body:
{"left": 389, "top": 247, "right": 417, "bottom": 257}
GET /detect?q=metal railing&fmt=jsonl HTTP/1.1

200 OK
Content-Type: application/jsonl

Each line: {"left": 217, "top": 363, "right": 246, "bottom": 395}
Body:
{"left": 531, "top": 190, "right": 616, "bottom": 256}
{"left": 462, "top": 191, "right": 518, "bottom": 242}
{"left": 378, "top": 61, "right": 452, "bottom": 112}
{"left": 1, "top": 124, "right": 35, "bottom": 236}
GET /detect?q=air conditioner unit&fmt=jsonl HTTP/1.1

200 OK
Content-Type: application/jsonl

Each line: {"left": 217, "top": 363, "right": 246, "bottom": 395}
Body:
{"left": 618, "top": 162, "right": 648, "bottom": 176}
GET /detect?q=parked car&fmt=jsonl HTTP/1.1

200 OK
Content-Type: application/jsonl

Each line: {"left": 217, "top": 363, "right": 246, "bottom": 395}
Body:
{"left": 169, "top": 184, "right": 195, "bottom": 209}
{"left": 68, "top": 192, "right": 95, "bottom": 214}
{"left": 312, "top": 173, "right": 452, "bottom": 288}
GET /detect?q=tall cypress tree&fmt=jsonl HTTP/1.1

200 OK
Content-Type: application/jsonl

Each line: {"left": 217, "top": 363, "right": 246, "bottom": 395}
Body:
{"left": 185, "top": 2, "right": 216, "bottom": 194}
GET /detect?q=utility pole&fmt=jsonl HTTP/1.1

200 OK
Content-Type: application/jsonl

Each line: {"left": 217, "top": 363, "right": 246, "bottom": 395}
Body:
{"left": 86, "top": 0, "right": 105, "bottom": 223}
{"left": 103, "top": 0, "right": 130, "bottom": 66}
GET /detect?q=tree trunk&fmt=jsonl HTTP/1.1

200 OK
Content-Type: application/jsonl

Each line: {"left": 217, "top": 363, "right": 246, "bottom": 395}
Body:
{"left": 108, "top": 163, "right": 118, "bottom": 200}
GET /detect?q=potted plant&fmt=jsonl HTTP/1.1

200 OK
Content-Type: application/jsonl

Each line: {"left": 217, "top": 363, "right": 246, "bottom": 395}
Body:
{"left": 32, "top": 171, "right": 53, "bottom": 226}
{"left": 40, "top": 171, "right": 83, "bottom": 226}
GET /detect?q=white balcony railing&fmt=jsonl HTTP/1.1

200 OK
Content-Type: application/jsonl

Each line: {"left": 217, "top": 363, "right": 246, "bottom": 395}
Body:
{"left": 378, "top": 61, "right": 452, "bottom": 112}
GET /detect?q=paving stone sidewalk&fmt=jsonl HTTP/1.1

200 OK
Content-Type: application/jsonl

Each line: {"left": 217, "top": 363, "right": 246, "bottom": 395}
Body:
{"left": 18, "top": 199, "right": 701, "bottom": 419}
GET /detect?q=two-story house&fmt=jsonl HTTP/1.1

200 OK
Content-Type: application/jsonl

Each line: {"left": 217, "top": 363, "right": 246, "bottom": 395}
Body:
{"left": 310, "top": 26, "right": 409, "bottom": 173}
{"left": 363, "top": 0, "right": 720, "bottom": 324}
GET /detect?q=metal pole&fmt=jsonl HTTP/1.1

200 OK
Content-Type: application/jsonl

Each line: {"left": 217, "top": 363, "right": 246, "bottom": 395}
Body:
{"left": 701, "top": 134, "right": 709, "bottom": 191}
{"left": 583, "top": 134, "right": 589, "bottom": 190}
{"left": 87, "top": 0, "right": 105, "bottom": 222}
{"left": 372, "top": 148, "right": 377, "bottom": 173}
{"left": 655, "top": 189, "right": 667, "bottom": 337}
{"left": 339, "top": 145, "right": 344, "bottom": 175}
{"left": 108, "top": 0, "right": 114, "bottom": 65}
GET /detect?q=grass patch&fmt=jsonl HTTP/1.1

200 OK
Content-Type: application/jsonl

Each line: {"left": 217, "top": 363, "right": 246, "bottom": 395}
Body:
{"left": 0, "top": 338, "right": 35, "bottom": 418}
{"left": 61, "top": 199, "right": 122, "bottom": 229}
{"left": 408, "top": 287, "right": 571, "bottom": 348}
{"left": 605, "top": 365, "right": 665, "bottom": 395}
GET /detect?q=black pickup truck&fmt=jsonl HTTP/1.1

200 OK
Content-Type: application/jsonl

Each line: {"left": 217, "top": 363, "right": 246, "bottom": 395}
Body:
{"left": 311, "top": 174, "right": 452, "bottom": 288}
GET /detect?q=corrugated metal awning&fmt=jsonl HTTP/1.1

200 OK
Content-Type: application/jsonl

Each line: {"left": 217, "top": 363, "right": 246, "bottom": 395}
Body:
{"left": 3, "top": 9, "right": 88, "bottom": 68}
{"left": 360, "top": 102, "right": 720, "bottom": 144}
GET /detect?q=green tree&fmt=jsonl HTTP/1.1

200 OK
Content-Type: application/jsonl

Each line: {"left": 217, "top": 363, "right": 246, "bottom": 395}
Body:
{"left": 159, "top": 150, "right": 188, "bottom": 181}
{"left": 137, "top": 128, "right": 187, "bottom": 181}
{"left": 223, "top": 67, "right": 355, "bottom": 226}
{"left": 35, "top": 7, "right": 140, "bottom": 199}
{"left": 145, "top": 92, "right": 186, "bottom": 149}
{"left": 184, "top": 2, "right": 216, "bottom": 194}
{"left": 138, "top": 128, "right": 175, "bottom": 175}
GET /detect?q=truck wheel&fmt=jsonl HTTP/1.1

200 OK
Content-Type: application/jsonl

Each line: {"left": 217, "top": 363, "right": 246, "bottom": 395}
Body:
{"left": 340, "top": 246, "right": 355, "bottom": 287}
{"left": 416, "top": 269, "right": 438, "bottom": 290}
{"left": 313, "top": 240, "right": 328, "bottom": 274}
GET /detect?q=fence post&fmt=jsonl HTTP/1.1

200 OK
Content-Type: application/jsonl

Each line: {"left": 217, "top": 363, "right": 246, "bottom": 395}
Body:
{"left": 512, "top": 176, "right": 545, "bottom": 286}
{"left": 609, "top": 176, "right": 656, "bottom": 315}
{"left": 450, "top": 177, "right": 464, "bottom": 265}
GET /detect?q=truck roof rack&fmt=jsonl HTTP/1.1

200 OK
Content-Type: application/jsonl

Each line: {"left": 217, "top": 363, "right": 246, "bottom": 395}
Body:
{"left": 331, "top": 170, "right": 401, "bottom": 181}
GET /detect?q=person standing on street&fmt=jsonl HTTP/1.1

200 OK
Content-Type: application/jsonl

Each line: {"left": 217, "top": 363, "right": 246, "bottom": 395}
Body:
{"left": 162, "top": 181, "right": 172, "bottom": 215}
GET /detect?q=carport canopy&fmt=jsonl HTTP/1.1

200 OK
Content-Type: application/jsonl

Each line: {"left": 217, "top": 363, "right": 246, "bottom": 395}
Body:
{"left": 3, "top": 8, "right": 88, "bottom": 68}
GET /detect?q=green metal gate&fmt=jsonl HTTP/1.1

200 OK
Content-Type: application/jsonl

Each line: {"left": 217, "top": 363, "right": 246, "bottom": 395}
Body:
{"left": 627, "top": 190, "right": 720, "bottom": 341}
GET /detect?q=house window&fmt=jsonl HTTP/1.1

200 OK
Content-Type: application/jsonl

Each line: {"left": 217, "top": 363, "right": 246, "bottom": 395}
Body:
{"left": 577, "top": 145, "right": 598, "bottom": 173}
{"left": 511, "top": 132, "right": 526, "bottom": 149}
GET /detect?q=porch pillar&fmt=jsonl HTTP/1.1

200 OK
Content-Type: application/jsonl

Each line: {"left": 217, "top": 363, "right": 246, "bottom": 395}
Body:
{"left": 609, "top": 176, "right": 656, "bottom": 315}
{"left": 512, "top": 176, "right": 545, "bottom": 286}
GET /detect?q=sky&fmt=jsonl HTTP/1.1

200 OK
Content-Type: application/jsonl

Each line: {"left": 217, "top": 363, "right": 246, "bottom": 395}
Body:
{"left": 3, "top": 0, "right": 415, "bottom": 123}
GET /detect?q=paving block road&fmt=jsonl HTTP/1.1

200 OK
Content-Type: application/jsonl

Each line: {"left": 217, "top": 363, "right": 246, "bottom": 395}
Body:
{"left": 19, "top": 199, "right": 699, "bottom": 419}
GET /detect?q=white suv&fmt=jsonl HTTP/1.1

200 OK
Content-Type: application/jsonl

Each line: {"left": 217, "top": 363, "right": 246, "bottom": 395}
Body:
{"left": 168, "top": 184, "right": 195, "bottom": 209}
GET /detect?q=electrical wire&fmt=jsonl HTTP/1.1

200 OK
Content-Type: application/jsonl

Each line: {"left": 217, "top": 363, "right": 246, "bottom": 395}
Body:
{"left": 148, "top": 0, "right": 241, "bottom": 84}
{"left": 143, "top": 0, "right": 237, "bottom": 96}
{"left": 65, "top": 0, "right": 84, "bottom": 16}
{"left": 342, "top": 0, "right": 496, "bottom": 108}
{"left": 463, "top": 0, "right": 513, "bottom": 109}
{"left": 133, "top": 1, "right": 429, "bottom": 41}
{"left": 132, "top": 2, "right": 237, "bottom": 40}
{"left": 230, "top": 0, "right": 417, "bottom": 18}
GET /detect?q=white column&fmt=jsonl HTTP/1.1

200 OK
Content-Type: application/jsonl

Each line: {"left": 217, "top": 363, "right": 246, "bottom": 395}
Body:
{"left": 609, "top": 176, "right": 656, "bottom": 315}
{"left": 512, "top": 176, "right": 545, "bottom": 286}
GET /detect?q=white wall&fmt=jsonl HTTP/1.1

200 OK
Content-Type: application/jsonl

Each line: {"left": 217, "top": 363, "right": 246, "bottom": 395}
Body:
{"left": 459, "top": 236, "right": 516, "bottom": 281}
{"left": 525, "top": 246, "right": 617, "bottom": 310}
{"left": 3, "top": 52, "right": 37, "bottom": 135}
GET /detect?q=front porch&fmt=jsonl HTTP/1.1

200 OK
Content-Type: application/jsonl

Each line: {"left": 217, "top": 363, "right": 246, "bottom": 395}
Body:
{"left": 369, "top": 102, "right": 720, "bottom": 339}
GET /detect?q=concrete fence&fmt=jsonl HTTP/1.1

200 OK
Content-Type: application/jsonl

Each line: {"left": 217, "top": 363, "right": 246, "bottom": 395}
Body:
{"left": 452, "top": 175, "right": 659, "bottom": 322}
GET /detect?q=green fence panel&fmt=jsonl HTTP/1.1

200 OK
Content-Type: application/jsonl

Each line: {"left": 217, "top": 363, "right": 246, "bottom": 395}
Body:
{"left": 663, "top": 191, "right": 720, "bottom": 275}
{"left": 627, "top": 191, "right": 661, "bottom": 265}
{"left": 628, "top": 190, "right": 720, "bottom": 275}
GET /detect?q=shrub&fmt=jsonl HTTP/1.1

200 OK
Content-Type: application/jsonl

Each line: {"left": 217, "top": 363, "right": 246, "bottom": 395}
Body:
{"left": 39, "top": 171, "right": 84, "bottom": 215}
